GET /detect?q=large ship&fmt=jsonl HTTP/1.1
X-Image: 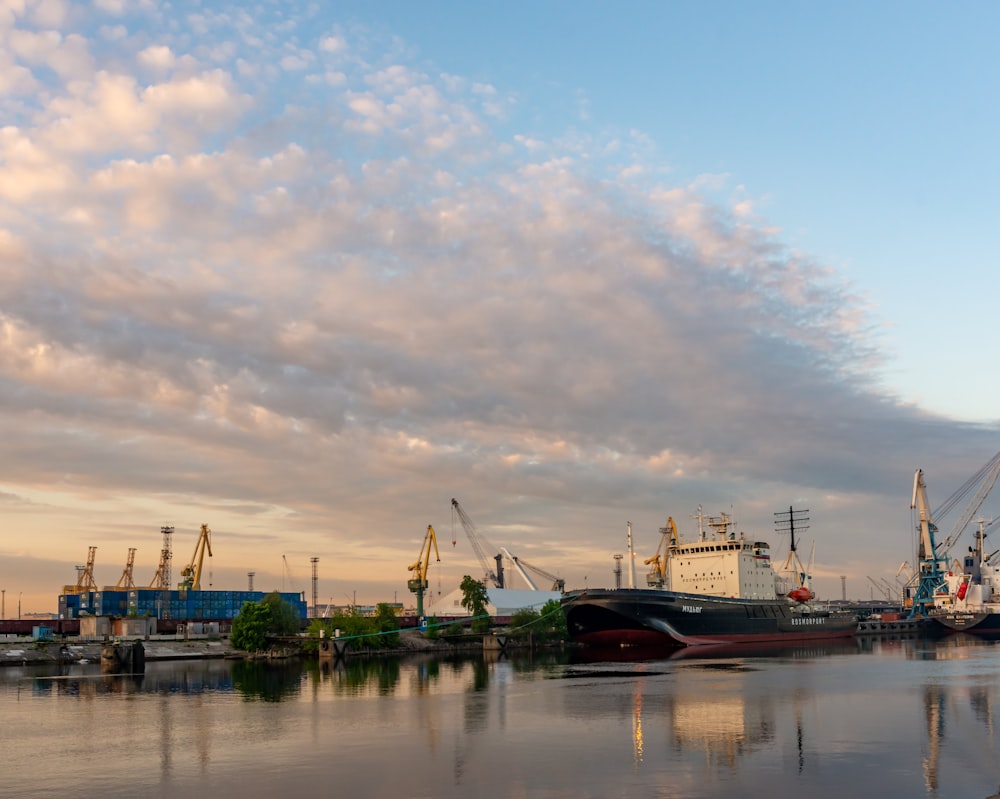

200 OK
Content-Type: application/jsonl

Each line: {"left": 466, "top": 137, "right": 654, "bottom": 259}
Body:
{"left": 928, "top": 520, "right": 1000, "bottom": 637}
{"left": 901, "top": 459, "right": 1000, "bottom": 638}
{"left": 562, "top": 510, "right": 857, "bottom": 647}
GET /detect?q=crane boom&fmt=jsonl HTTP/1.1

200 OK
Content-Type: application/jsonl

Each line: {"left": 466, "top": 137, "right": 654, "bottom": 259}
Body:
{"left": 500, "top": 547, "right": 539, "bottom": 590}
{"left": 76, "top": 546, "right": 98, "bottom": 592}
{"left": 114, "top": 548, "right": 137, "bottom": 590}
{"left": 511, "top": 554, "right": 565, "bottom": 592}
{"left": 451, "top": 498, "right": 503, "bottom": 588}
{"left": 935, "top": 451, "right": 1000, "bottom": 555}
{"left": 644, "top": 517, "right": 678, "bottom": 588}
{"left": 909, "top": 470, "right": 947, "bottom": 618}
{"left": 407, "top": 525, "right": 441, "bottom": 590}
{"left": 407, "top": 524, "right": 441, "bottom": 618}
{"left": 178, "top": 524, "right": 213, "bottom": 590}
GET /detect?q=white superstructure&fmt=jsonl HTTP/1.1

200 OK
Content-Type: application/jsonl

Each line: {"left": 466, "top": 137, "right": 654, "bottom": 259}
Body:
{"left": 666, "top": 511, "right": 780, "bottom": 600}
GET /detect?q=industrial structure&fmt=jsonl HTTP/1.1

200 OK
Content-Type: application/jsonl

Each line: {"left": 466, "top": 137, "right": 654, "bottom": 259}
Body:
{"left": 907, "top": 453, "right": 1000, "bottom": 617}
{"left": 407, "top": 524, "right": 440, "bottom": 618}
{"left": 57, "top": 525, "right": 307, "bottom": 623}
{"left": 434, "top": 499, "right": 563, "bottom": 619}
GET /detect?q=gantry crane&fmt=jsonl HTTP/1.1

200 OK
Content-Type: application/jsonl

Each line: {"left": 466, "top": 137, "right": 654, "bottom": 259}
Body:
{"left": 407, "top": 525, "right": 440, "bottom": 618}
{"left": 64, "top": 546, "right": 98, "bottom": 594}
{"left": 644, "top": 517, "right": 678, "bottom": 588}
{"left": 114, "top": 548, "right": 137, "bottom": 590}
{"left": 451, "top": 498, "right": 504, "bottom": 588}
{"left": 177, "top": 524, "right": 213, "bottom": 590}
{"left": 77, "top": 546, "right": 98, "bottom": 592}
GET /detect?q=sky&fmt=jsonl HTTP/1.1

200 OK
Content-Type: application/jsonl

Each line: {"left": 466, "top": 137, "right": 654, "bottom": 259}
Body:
{"left": 2, "top": 0, "right": 1000, "bottom": 616}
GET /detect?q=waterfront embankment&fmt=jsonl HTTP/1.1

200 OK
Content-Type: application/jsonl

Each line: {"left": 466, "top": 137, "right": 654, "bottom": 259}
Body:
{"left": 0, "top": 637, "right": 238, "bottom": 666}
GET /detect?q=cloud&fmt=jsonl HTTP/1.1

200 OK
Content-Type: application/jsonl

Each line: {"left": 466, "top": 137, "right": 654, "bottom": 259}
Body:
{"left": 137, "top": 44, "right": 175, "bottom": 71}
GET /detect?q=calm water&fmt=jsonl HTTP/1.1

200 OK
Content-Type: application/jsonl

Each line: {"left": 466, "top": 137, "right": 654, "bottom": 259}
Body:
{"left": 4, "top": 636, "right": 1000, "bottom": 798}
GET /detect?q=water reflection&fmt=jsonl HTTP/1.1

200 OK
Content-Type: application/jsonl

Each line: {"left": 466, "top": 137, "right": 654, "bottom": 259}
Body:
{"left": 566, "top": 638, "right": 950, "bottom": 787}
{"left": 231, "top": 660, "right": 305, "bottom": 702}
{"left": 315, "top": 654, "right": 403, "bottom": 695}
{"left": 27, "top": 660, "right": 236, "bottom": 696}
{"left": 8, "top": 640, "right": 1000, "bottom": 798}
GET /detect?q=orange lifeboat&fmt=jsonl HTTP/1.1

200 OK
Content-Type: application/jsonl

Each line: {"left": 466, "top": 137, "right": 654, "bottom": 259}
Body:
{"left": 787, "top": 586, "right": 815, "bottom": 603}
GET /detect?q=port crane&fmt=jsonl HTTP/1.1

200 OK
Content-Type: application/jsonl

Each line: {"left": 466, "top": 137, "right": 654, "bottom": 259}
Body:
{"left": 909, "top": 469, "right": 948, "bottom": 618}
{"left": 407, "top": 525, "right": 440, "bottom": 618}
{"left": 931, "top": 451, "right": 1000, "bottom": 557}
{"left": 451, "top": 498, "right": 505, "bottom": 588}
{"left": 644, "top": 517, "right": 678, "bottom": 588}
{"left": 905, "top": 453, "right": 1000, "bottom": 616}
{"left": 64, "top": 546, "right": 99, "bottom": 594}
{"left": 77, "top": 547, "right": 98, "bottom": 592}
{"left": 114, "top": 548, "right": 137, "bottom": 590}
{"left": 177, "top": 524, "right": 212, "bottom": 590}
{"left": 511, "top": 553, "right": 565, "bottom": 592}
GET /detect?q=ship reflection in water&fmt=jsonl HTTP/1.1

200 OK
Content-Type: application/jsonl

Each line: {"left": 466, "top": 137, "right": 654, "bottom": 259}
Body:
{"left": 4, "top": 637, "right": 1000, "bottom": 798}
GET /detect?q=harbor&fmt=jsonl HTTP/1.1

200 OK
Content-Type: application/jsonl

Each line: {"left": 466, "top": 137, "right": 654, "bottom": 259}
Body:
{"left": 9, "top": 455, "right": 1000, "bottom": 662}
{"left": 5, "top": 635, "right": 1000, "bottom": 799}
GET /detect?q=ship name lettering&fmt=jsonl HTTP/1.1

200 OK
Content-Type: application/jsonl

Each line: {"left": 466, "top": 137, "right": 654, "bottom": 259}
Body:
{"left": 791, "top": 617, "right": 824, "bottom": 626}
{"left": 682, "top": 605, "right": 702, "bottom": 614}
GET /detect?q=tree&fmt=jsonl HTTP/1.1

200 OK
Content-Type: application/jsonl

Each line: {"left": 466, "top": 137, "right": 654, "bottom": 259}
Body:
{"left": 231, "top": 601, "right": 270, "bottom": 652}
{"left": 538, "top": 599, "right": 568, "bottom": 642}
{"left": 506, "top": 601, "right": 567, "bottom": 643}
{"left": 373, "top": 603, "right": 400, "bottom": 648}
{"left": 261, "top": 591, "right": 301, "bottom": 636}
{"left": 507, "top": 607, "right": 541, "bottom": 640}
{"left": 231, "top": 593, "right": 303, "bottom": 651}
{"left": 460, "top": 575, "right": 490, "bottom": 633}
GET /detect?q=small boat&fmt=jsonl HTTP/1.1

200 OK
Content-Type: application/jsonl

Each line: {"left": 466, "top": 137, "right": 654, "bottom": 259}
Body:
{"left": 562, "top": 509, "right": 856, "bottom": 648}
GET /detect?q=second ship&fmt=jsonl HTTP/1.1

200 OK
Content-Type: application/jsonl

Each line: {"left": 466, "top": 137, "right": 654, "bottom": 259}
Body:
{"left": 562, "top": 509, "right": 857, "bottom": 647}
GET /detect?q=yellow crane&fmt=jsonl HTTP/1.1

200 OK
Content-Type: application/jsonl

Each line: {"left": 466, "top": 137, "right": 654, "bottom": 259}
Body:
{"left": 407, "top": 525, "right": 440, "bottom": 619}
{"left": 64, "top": 546, "right": 98, "bottom": 594}
{"left": 644, "top": 517, "right": 678, "bottom": 588}
{"left": 148, "top": 547, "right": 170, "bottom": 589}
{"left": 114, "top": 548, "right": 137, "bottom": 590}
{"left": 178, "top": 524, "right": 213, "bottom": 590}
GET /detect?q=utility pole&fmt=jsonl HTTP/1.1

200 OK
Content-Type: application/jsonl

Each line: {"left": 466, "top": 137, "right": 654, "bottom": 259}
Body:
{"left": 310, "top": 557, "right": 319, "bottom": 618}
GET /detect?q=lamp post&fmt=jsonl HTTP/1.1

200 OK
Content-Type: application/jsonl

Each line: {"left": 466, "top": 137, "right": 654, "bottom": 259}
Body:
{"left": 1, "top": 589, "right": 5, "bottom": 620}
{"left": 18, "top": 592, "right": 22, "bottom": 620}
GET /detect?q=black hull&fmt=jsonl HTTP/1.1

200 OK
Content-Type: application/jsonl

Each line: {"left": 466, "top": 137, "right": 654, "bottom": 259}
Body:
{"left": 931, "top": 609, "right": 1000, "bottom": 638}
{"left": 562, "top": 588, "right": 857, "bottom": 648}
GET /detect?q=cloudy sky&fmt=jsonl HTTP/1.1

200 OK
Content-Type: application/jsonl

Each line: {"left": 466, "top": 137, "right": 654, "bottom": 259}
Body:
{"left": 2, "top": 0, "right": 999, "bottom": 615}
